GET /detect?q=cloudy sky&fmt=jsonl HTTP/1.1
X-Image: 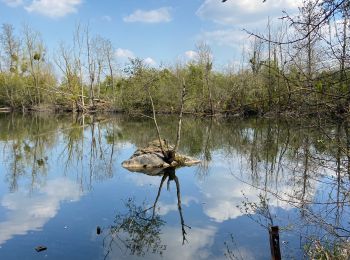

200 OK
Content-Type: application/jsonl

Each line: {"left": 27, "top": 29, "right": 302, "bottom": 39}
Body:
{"left": 0, "top": 0, "right": 302, "bottom": 68}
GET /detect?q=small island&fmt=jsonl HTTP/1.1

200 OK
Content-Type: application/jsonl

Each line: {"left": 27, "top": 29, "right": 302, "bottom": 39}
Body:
{"left": 122, "top": 139, "right": 200, "bottom": 175}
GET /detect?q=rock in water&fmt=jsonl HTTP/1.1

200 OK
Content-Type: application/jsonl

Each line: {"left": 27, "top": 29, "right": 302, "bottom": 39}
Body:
{"left": 122, "top": 140, "right": 200, "bottom": 173}
{"left": 122, "top": 153, "right": 170, "bottom": 169}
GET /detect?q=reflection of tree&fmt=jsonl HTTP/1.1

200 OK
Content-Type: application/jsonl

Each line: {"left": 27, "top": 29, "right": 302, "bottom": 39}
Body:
{"left": 3, "top": 114, "right": 55, "bottom": 192}
{"left": 224, "top": 234, "right": 245, "bottom": 260}
{"left": 152, "top": 168, "right": 191, "bottom": 244}
{"left": 238, "top": 192, "right": 274, "bottom": 229}
{"left": 59, "top": 114, "right": 120, "bottom": 190}
{"left": 196, "top": 119, "right": 213, "bottom": 178}
{"left": 6, "top": 142, "right": 25, "bottom": 192}
{"left": 4, "top": 113, "right": 350, "bottom": 256}
{"left": 103, "top": 198, "right": 166, "bottom": 259}
{"left": 103, "top": 167, "right": 191, "bottom": 259}
{"left": 1, "top": 113, "right": 123, "bottom": 193}
{"left": 234, "top": 120, "right": 350, "bottom": 257}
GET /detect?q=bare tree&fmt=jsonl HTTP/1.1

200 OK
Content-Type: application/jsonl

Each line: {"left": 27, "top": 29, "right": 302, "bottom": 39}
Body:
{"left": 0, "top": 24, "right": 20, "bottom": 107}
{"left": 0, "top": 24, "right": 19, "bottom": 73}
{"left": 196, "top": 42, "right": 214, "bottom": 115}
{"left": 101, "top": 38, "right": 116, "bottom": 103}
{"left": 22, "top": 24, "right": 45, "bottom": 105}
{"left": 55, "top": 42, "right": 80, "bottom": 111}
{"left": 85, "top": 25, "right": 96, "bottom": 107}
{"left": 73, "top": 23, "right": 85, "bottom": 110}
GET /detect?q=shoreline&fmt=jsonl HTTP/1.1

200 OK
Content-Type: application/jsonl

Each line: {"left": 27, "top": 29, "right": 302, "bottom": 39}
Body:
{"left": 1, "top": 104, "right": 348, "bottom": 124}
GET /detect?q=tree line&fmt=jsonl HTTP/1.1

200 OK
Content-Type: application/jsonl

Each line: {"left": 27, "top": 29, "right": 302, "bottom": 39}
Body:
{"left": 0, "top": 0, "right": 349, "bottom": 118}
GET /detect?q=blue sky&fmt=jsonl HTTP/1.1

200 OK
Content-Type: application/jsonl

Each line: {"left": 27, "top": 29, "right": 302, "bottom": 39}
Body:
{"left": 0, "top": 0, "right": 302, "bottom": 69}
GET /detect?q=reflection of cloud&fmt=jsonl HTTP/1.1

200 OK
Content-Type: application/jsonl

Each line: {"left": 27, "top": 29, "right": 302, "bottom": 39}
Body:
{"left": 157, "top": 196, "right": 199, "bottom": 216}
{"left": 106, "top": 225, "right": 217, "bottom": 260}
{"left": 125, "top": 172, "right": 162, "bottom": 187}
{"left": 160, "top": 226, "right": 216, "bottom": 260}
{"left": 0, "top": 178, "right": 82, "bottom": 245}
{"left": 198, "top": 156, "right": 313, "bottom": 223}
{"left": 200, "top": 170, "right": 258, "bottom": 222}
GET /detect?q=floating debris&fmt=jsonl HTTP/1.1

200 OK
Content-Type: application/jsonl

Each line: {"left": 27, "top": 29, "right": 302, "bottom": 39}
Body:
{"left": 35, "top": 246, "right": 47, "bottom": 252}
{"left": 97, "top": 226, "right": 101, "bottom": 235}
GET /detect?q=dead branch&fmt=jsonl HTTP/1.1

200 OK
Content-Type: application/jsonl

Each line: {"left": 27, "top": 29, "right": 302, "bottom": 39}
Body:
{"left": 174, "top": 78, "right": 186, "bottom": 153}
{"left": 147, "top": 87, "right": 166, "bottom": 157}
{"left": 244, "top": 0, "right": 347, "bottom": 45}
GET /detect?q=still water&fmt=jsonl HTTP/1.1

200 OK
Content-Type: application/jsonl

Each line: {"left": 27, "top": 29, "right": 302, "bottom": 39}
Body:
{"left": 0, "top": 113, "right": 349, "bottom": 259}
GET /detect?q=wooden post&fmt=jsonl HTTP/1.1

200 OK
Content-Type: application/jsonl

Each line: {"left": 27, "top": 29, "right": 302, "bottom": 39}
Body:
{"left": 269, "top": 226, "right": 281, "bottom": 260}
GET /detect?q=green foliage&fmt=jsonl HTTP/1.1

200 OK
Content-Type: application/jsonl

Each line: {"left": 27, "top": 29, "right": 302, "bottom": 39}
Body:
{"left": 0, "top": 20, "right": 349, "bottom": 117}
{"left": 306, "top": 240, "right": 350, "bottom": 260}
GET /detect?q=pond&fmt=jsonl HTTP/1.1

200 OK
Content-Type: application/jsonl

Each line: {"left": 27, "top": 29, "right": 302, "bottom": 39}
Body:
{"left": 0, "top": 113, "right": 349, "bottom": 259}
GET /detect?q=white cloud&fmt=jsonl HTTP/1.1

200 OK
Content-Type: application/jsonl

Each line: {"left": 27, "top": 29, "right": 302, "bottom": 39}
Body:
{"left": 144, "top": 57, "right": 156, "bottom": 66}
{"left": 115, "top": 48, "right": 156, "bottom": 67}
{"left": 197, "top": 29, "right": 249, "bottom": 48}
{"left": 123, "top": 7, "right": 172, "bottom": 23}
{"left": 196, "top": 0, "right": 302, "bottom": 26}
{"left": 115, "top": 48, "right": 135, "bottom": 59}
{"left": 25, "top": 0, "right": 82, "bottom": 18}
{"left": 101, "top": 15, "right": 112, "bottom": 22}
{"left": 0, "top": 178, "right": 82, "bottom": 245}
{"left": 185, "top": 50, "right": 198, "bottom": 60}
{"left": 2, "top": 0, "right": 23, "bottom": 7}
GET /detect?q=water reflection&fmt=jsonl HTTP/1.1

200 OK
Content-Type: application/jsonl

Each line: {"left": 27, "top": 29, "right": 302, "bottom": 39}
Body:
{"left": 103, "top": 197, "right": 166, "bottom": 258}
{"left": 0, "top": 113, "right": 350, "bottom": 258}
{"left": 0, "top": 178, "right": 81, "bottom": 245}
{"left": 1, "top": 113, "right": 121, "bottom": 193}
{"left": 222, "top": 120, "right": 350, "bottom": 257}
{"left": 103, "top": 167, "right": 191, "bottom": 259}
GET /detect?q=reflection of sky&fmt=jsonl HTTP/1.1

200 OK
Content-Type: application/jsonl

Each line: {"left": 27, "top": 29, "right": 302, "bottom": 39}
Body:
{"left": 119, "top": 150, "right": 316, "bottom": 259}
{"left": 105, "top": 226, "right": 217, "bottom": 260}
{"left": 95, "top": 129, "right": 350, "bottom": 259}
{"left": 157, "top": 196, "right": 199, "bottom": 216}
{"left": 0, "top": 116, "right": 348, "bottom": 259}
{"left": 0, "top": 178, "right": 81, "bottom": 245}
